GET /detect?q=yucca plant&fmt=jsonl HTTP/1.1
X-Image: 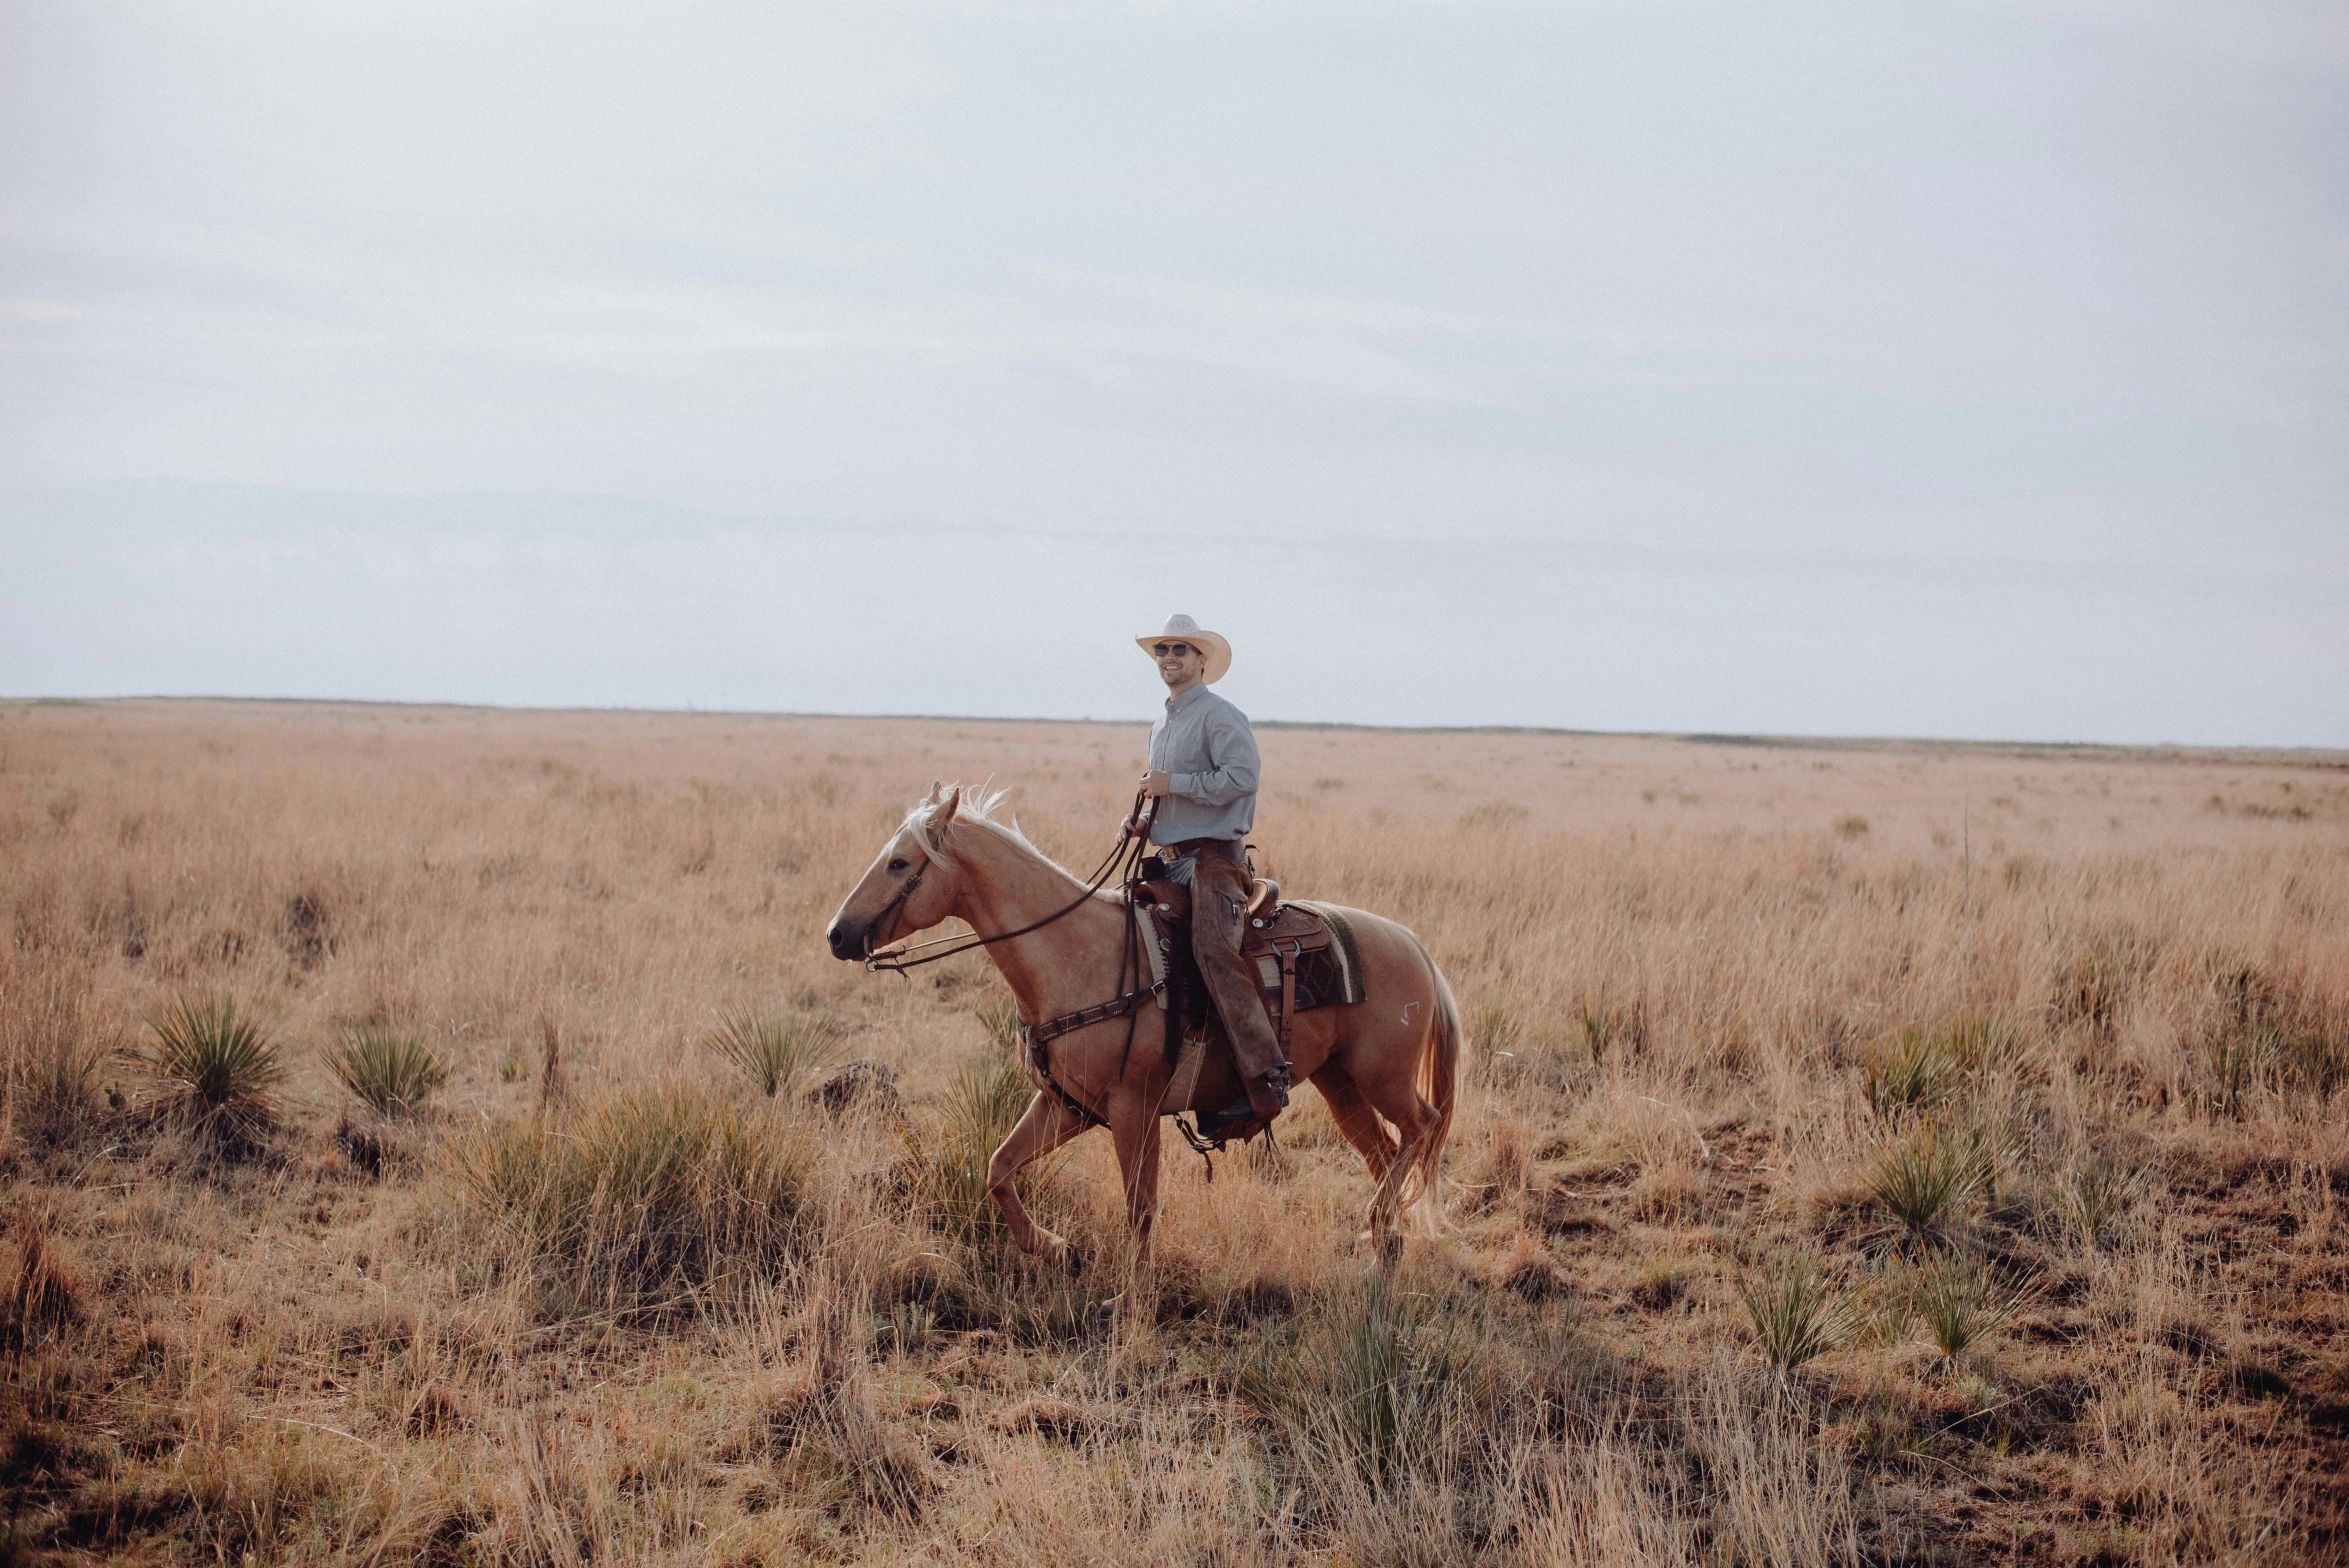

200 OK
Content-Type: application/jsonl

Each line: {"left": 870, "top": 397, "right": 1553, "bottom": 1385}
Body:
{"left": 322, "top": 1024, "right": 449, "bottom": 1117}
{"left": 1952, "top": 1105, "right": 2032, "bottom": 1204}
{"left": 1735, "top": 1252, "right": 1859, "bottom": 1376}
{"left": 1242, "top": 1272, "right": 1484, "bottom": 1492}
{"left": 973, "top": 990, "right": 1021, "bottom": 1056}
{"left": 1472, "top": 1001, "right": 1523, "bottom": 1058}
{"left": 1863, "top": 1029, "right": 1950, "bottom": 1123}
{"left": 2058, "top": 1154, "right": 2133, "bottom": 1248}
{"left": 705, "top": 1007, "right": 836, "bottom": 1099}
{"left": 450, "top": 1081, "right": 808, "bottom": 1313}
{"left": 899, "top": 1050, "right": 1051, "bottom": 1243}
{"left": 1868, "top": 1121, "right": 1988, "bottom": 1247}
{"left": 137, "top": 994, "right": 285, "bottom": 1144}
{"left": 1909, "top": 1256, "right": 2032, "bottom": 1363}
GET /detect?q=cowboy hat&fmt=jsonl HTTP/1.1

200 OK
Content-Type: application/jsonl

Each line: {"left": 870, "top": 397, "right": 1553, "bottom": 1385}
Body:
{"left": 1136, "top": 614, "right": 1232, "bottom": 685}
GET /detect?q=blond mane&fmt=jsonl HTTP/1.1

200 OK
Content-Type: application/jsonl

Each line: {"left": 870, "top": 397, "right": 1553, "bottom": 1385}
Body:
{"left": 903, "top": 783, "right": 1083, "bottom": 886}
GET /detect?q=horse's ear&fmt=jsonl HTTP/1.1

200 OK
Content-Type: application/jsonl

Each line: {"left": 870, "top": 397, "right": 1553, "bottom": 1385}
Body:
{"left": 921, "top": 784, "right": 960, "bottom": 846}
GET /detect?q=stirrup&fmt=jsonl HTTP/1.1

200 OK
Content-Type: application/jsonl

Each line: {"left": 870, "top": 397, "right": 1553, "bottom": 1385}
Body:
{"left": 1194, "top": 1094, "right": 1258, "bottom": 1141}
{"left": 1196, "top": 1075, "right": 1287, "bottom": 1144}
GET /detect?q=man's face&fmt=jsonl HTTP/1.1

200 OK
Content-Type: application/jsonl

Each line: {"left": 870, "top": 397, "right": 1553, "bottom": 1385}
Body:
{"left": 1153, "top": 640, "right": 1207, "bottom": 690}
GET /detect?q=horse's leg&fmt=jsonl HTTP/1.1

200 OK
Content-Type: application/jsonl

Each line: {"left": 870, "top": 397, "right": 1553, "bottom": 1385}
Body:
{"left": 1110, "top": 1100, "right": 1164, "bottom": 1274}
{"left": 1348, "top": 1019, "right": 1445, "bottom": 1266}
{"left": 987, "top": 1091, "right": 1092, "bottom": 1271}
{"left": 1310, "top": 1064, "right": 1400, "bottom": 1183}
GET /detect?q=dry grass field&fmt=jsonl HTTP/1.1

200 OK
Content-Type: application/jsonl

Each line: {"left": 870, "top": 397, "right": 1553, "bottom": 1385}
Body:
{"left": 5, "top": 697, "right": 2349, "bottom": 1566}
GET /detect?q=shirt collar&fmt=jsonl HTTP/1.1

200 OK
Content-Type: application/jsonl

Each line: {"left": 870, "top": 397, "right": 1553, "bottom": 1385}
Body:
{"left": 1164, "top": 683, "right": 1209, "bottom": 714}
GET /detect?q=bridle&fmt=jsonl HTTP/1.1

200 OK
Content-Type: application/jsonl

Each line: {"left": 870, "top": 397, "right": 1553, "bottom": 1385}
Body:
{"left": 860, "top": 792, "right": 1158, "bottom": 975}
{"left": 856, "top": 790, "right": 1173, "bottom": 1136}
{"left": 862, "top": 859, "right": 930, "bottom": 958}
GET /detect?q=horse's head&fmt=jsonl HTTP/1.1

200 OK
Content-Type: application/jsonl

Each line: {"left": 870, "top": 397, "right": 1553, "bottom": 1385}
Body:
{"left": 825, "top": 783, "right": 967, "bottom": 961}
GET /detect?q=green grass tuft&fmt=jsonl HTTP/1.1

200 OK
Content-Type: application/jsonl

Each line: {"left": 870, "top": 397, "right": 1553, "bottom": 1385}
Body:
{"left": 2053, "top": 928, "right": 2144, "bottom": 1036}
{"left": 1735, "top": 1252, "right": 1858, "bottom": 1375}
{"left": 450, "top": 1081, "right": 809, "bottom": 1314}
{"left": 322, "top": 1024, "right": 448, "bottom": 1117}
{"left": 137, "top": 994, "right": 285, "bottom": 1144}
{"left": 9, "top": 1037, "right": 100, "bottom": 1148}
{"left": 1864, "top": 1029, "right": 1952, "bottom": 1123}
{"left": 973, "top": 990, "right": 1021, "bottom": 1056}
{"left": 1471, "top": 1001, "right": 1523, "bottom": 1058}
{"left": 2058, "top": 1154, "right": 2134, "bottom": 1247}
{"left": 1867, "top": 1121, "right": 1990, "bottom": 1245}
{"left": 2283, "top": 1029, "right": 2349, "bottom": 1102}
{"left": 1865, "top": 1018, "right": 2041, "bottom": 1135}
{"left": 898, "top": 1051, "right": 1051, "bottom": 1244}
{"left": 1908, "top": 1256, "right": 2032, "bottom": 1362}
{"left": 1243, "top": 1271, "right": 1486, "bottom": 1494}
{"left": 1578, "top": 997, "right": 1648, "bottom": 1064}
{"left": 705, "top": 1007, "right": 836, "bottom": 1099}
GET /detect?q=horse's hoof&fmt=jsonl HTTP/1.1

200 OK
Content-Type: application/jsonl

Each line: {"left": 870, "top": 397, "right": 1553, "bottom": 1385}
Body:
{"left": 1064, "top": 1247, "right": 1085, "bottom": 1278}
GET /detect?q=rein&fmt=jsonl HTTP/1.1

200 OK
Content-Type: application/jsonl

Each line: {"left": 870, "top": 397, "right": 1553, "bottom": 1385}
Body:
{"left": 862, "top": 791, "right": 1167, "bottom": 1133}
{"left": 862, "top": 793, "right": 1157, "bottom": 974}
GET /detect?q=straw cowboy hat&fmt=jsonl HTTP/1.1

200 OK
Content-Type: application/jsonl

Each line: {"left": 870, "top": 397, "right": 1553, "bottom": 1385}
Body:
{"left": 1136, "top": 614, "right": 1232, "bottom": 685}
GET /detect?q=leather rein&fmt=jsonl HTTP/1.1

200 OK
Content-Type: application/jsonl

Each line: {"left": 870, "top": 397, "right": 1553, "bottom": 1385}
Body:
{"left": 860, "top": 792, "right": 1156, "bottom": 975}
{"left": 860, "top": 793, "right": 1163, "bottom": 1130}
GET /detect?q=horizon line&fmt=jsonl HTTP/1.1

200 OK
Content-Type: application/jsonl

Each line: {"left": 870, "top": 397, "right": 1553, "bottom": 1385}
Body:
{"left": 7, "top": 693, "right": 2343, "bottom": 765}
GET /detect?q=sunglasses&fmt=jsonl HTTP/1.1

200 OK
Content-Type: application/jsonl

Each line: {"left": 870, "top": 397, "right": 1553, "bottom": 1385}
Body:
{"left": 1151, "top": 643, "right": 1197, "bottom": 657}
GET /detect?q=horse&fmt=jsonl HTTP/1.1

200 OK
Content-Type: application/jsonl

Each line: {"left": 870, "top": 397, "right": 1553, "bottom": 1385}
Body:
{"left": 824, "top": 783, "right": 1461, "bottom": 1269}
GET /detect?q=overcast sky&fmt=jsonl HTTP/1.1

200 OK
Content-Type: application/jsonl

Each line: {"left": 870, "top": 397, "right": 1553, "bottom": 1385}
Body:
{"left": 3, "top": 1, "right": 2344, "bottom": 744}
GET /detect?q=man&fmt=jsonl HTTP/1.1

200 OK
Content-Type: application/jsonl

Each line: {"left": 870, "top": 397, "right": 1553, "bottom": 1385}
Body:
{"left": 1132, "top": 613, "right": 1291, "bottom": 1129}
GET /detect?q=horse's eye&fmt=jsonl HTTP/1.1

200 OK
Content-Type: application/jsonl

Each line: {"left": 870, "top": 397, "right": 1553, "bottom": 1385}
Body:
{"left": 888, "top": 858, "right": 909, "bottom": 874}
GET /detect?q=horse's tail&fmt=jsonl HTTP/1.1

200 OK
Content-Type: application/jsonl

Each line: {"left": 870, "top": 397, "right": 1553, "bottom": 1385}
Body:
{"left": 1402, "top": 943, "right": 1462, "bottom": 1231}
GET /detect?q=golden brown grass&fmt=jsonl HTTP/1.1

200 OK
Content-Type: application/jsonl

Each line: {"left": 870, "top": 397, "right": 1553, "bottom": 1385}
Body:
{"left": 3, "top": 697, "right": 2347, "bottom": 1564}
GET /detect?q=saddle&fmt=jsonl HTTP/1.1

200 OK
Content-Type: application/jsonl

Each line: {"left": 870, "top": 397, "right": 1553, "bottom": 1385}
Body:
{"left": 1129, "top": 877, "right": 1366, "bottom": 1076}
{"left": 1010, "top": 830, "right": 1371, "bottom": 1153}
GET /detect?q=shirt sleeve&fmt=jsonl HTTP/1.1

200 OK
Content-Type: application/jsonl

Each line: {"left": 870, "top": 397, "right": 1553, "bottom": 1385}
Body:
{"left": 1173, "top": 705, "right": 1259, "bottom": 806}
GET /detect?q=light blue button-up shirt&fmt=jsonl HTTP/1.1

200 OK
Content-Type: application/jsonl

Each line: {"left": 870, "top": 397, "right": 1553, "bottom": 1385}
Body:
{"left": 1147, "top": 684, "right": 1260, "bottom": 846}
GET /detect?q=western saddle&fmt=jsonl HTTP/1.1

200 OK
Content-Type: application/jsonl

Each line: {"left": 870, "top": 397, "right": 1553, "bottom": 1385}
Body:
{"left": 1130, "top": 872, "right": 1333, "bottom": 1074}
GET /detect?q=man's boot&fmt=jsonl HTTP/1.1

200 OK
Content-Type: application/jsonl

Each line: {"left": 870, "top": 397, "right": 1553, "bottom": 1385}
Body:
{"left": 1196, "top": 1065, "right": 1290, "bottom": 1143}
{"left": 1243, "top": 1066, "right": 1291, "bottom": 1126}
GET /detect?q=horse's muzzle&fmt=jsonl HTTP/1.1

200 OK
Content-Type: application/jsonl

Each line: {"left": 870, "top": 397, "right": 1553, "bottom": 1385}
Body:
{"left": 824, "top": 920, "right": 865, "bottom": 961}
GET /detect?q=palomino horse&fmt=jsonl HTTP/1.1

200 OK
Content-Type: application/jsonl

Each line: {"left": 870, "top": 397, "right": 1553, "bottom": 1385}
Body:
{"left": 825, "top": 784, "right": 1460, "bottom": 1267}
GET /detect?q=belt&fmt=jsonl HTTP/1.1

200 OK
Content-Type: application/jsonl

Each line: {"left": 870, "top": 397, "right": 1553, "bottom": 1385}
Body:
{"left": 1164, "top": 836, "right": 1243, "bottom": 860}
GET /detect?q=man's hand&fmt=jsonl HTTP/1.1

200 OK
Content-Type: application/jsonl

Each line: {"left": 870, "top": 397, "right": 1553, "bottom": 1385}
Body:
{"left": 1140, "top": 769, "right": 1173, "bottom": 799}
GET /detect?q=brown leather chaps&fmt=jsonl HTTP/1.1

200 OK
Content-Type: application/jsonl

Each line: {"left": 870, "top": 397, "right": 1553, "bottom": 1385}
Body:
{"left": 1175, "top": 838, "right": 1290, "bottom": 1084}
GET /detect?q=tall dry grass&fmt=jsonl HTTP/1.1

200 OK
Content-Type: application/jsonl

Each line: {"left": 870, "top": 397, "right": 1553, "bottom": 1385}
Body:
{"left": 2, "top": 698, "right": 2346, "bottom": 1564}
